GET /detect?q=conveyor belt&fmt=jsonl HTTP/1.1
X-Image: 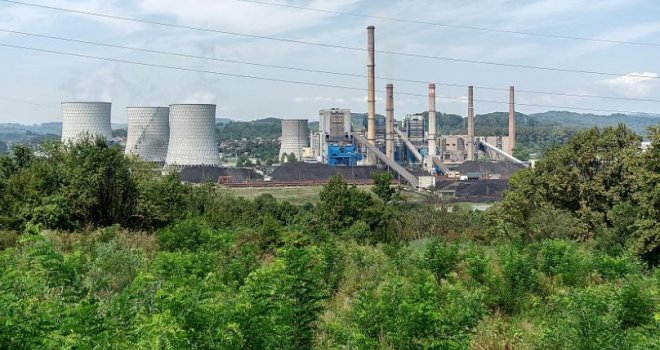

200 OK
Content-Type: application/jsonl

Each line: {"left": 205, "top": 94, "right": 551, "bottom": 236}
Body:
{"left": 352, "top": 133, "right": 419, "bottom": 187}
{"left": 393, "top": 128, "right": 424, "bottom": 163}
{"left": 478, "top": 139, "right": 525, "bottom": 164}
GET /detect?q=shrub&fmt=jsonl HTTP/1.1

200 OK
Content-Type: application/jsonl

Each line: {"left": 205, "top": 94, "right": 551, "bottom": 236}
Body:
{"left": 618, "top": 277, "right": 655, "bottom": 328}
{"left": 423, "top": 239, "right": 460, "bottom": 280}
{"left": 535, "top": 239, "right": 591, "bottom": 286}
{"left": 593, "top": 253, "right": 642, "bottom": 280}
{"left": 492, "top": 247, "right": 536, "bottom": 313}
{"left": 157, "top": 217, "right": 214, "bottom": 252}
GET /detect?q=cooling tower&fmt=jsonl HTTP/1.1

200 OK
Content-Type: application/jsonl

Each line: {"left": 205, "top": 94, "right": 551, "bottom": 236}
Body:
{"left": 279, "top": 119, "right": 309, "bottom": 162}
{"left": 165, "top": 104, "right": 220, "bottom": 167}
{"left": 61, "top": 102, "right": 112, "bottom": 143}
{"left": 125, "top": 107, "right": 170, "bottom": 162}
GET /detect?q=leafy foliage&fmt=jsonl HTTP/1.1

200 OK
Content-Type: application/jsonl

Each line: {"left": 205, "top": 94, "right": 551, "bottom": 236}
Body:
{"left": 0, "top": 127, "right": 658, "bottom": 348}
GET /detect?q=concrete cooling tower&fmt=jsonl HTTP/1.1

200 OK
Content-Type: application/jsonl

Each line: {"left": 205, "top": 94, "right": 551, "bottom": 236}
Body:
{"left": 125, "top": 107, "right": 170, "bottom": 162}
{"left": 61, "top": 102, "right": 112, "bottom": 143}
{"left": 165, "top": 104, "right": 220, "bottom": 167}
{"left": 279, "top": 119, "right": 309, "bottom": 162}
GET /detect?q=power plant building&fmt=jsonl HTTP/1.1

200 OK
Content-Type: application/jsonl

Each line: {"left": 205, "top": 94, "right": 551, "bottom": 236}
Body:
{"left": 317, "top": 108, "right": 352, "bottom": 163}
{"left": 404, "top": 115, "right": 425, "bottom": 146}
{"left": 279, "top": 119, "right": 309, "bottom": 162}
{"left": 165, "top": 104, "right": 220, "bottom": 167}
{"left": 125, "top": 107, "right": 170, "bottom": 162}
{"left": 61, "top": 102, "right": 112, "bottom": 143}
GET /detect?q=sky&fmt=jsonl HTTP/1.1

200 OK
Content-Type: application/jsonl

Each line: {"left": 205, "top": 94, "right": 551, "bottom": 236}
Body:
{"left": 0, "top": 0, "right": 659, "bottom": 124}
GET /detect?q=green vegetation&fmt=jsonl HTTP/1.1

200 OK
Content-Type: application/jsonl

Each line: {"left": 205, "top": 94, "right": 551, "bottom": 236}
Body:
{"left": 0, "top": 125, "right": 658, "bottom": 349}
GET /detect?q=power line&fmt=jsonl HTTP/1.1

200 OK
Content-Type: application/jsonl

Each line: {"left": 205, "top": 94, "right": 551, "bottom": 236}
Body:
{"left": 234, "top": 0, "right": 660, "bottom": 48}
{"left": 3, "top": 28, "right": 660, "bottom": 105}
{"left": 1, "top": 0, "right": 657, "bottom": 79}
{"left": 0, "top": 95, "right": 57, "bottom": 109}
{"left": 0, "top": 42, "right": 656, "bottom": 116}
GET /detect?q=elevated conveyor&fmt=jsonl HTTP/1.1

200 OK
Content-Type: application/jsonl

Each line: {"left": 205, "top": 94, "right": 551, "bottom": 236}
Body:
{"left": 352, "top": 133, "right": 419, "bottom": 188}
{"left": 393, "top": 128, "right": 424, "bottom": 163}
{"left": 431, "top": 156, "right": 451, "bottom": 175}
{"left": 478, "top": 139, "right": 525, "bottom": 165}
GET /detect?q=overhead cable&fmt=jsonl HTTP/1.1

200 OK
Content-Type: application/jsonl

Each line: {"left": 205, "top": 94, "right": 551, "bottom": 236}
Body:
{"left": 0, "top": 42, "right": 656, "bottom": 115}
{"left": 234, "top": 0, "right": 660, "bottom": 47}
{"left": 0, "top": 0, "right": 657, "bottom": 79}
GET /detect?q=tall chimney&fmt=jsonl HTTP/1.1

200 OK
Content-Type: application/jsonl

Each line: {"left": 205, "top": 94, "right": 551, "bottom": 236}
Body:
{"left": 386, "top": 83, "right": 394, "bottom": 160}
{"left": 366, "top": 26, "right": 376, "bottom": 165}
{"left": 467, "top": 85, "right": 475, "bottom": 161}
{"left": 508, "top": 85, "right": 516, "bottom": 155}
{"left": 428, "top": 83, "right": 437, "bottom": 160}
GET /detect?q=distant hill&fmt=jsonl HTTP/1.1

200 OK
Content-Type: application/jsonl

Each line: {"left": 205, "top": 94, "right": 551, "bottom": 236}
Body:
{"left": 2, "top": 111, "right": 658, "bottom": 145}
{"left": 216, "top": 117, "right": 282, "bottom": 142}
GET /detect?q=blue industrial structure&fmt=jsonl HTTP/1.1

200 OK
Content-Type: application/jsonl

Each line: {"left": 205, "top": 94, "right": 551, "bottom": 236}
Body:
{"left": 327, "top": 144, "right": 363, "bottom": 166}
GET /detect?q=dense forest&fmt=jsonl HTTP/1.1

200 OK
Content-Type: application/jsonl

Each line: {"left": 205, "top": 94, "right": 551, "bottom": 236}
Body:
{"left": 0, "top": 125, "right": 658, "bottom": 349}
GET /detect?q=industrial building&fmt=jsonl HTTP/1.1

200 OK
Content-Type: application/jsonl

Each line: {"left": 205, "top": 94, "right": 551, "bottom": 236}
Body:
{"left": 61, "top": 102, "right": 112, "bottom": 143}
{"left": 279, "top": 119, "right": 309, "bottom": 162}
{"left": 125, "top": 107, "right": 170, "bottom": 162}
{"left": 165, "top": 104, "right": 220, "bottom": 167}
{"left": 271, "top": 26, "right": 525, "bottom": 190}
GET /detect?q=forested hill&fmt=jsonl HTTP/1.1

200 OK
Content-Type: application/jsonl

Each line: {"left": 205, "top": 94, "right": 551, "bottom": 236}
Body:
{"left": 408, "top": 111, "right": 660, "bottom": 136}
{"left": 216, "top": 117, "right": 281, "bottom": 142}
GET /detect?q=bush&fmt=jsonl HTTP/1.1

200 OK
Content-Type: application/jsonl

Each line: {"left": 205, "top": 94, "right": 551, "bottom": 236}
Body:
{"left": 594, "top": 253, "right": 642, "bottom": 280}
{"left": 422, "top": 238, "right": 460, "bottom": 281}
{"left": 618, "top": 277, "right": 655, "bottom": 328}
{"left": 492, "top": 247, "right": 536, "bottom": 313}
{"left": 535, "top": 239, "right": 591, "bottom": 286}
{"left": 157, "top": 217, "right": 214, "bottom": 252}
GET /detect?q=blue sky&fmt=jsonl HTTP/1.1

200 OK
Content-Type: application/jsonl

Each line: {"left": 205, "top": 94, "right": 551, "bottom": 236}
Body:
{"left": 0, "top": 0, "right": 659, "bottom": 124}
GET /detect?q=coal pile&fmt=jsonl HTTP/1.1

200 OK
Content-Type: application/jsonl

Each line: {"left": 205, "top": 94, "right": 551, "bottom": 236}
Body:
{"left": 271, "top": 163, "right": 380, "bottom": 182}
{"left": 436, "top": 179, "right": 510, "bottom": 202}
{"left": 452, "top": 161, "right": 524, "bottom": 179}
{"left": 180, "top": 166, "right": 263, "bottom": 183}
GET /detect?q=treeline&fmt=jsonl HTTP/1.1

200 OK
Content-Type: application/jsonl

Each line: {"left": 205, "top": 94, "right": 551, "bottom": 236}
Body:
{"left": 216, "top": 117, "right": 282, "bottom": 142}
{"left": 0, "top": 126, "right": 658, "bottom": 349}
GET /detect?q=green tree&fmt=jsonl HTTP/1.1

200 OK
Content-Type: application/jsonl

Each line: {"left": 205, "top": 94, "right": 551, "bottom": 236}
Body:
{"left": 371, "top": 172, "right": 395, "bottom": 203}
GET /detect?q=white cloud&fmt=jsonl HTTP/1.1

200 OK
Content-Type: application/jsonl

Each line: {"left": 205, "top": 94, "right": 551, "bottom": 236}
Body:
{"left": 183, "top": 91, "right": 217, "bottom": 104}
{"left": 600, "top": 72, "right": 658, "bottom": 97}
{"left": 136, "top": 0, "right": 358, "bottom": 35}
{"left": 293, "top": 96, "right": 346, "bottom": 104}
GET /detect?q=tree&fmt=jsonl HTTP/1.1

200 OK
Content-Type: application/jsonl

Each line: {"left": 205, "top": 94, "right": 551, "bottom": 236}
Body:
{"left": 287, "top": 152, "right": 298, "bottom": 163}
{"left": 61, "top": 137, "right": 137, "bottom": 227}
{"left": 371, "top": 172, "right": 395, "bottom": 203}
{"left": 317, "top": 175, "right": 375, "bottom": 232}
{"left": 633, "top": 126, "right": 660, "bottom": 265}
{"left": 498, "top": 125, "right": 641, "bottom": 239}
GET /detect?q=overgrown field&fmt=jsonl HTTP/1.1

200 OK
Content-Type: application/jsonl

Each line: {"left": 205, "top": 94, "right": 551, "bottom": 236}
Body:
{"left": 0, "top": 125, "right": 658, "bottom": 349}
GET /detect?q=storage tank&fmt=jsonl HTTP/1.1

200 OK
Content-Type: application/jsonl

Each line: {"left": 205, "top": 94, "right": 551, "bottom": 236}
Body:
{"left": 125, "top": 107, "right": 170, "bottom": 162}
{"left": 61, "top": 102, "right": 112, "bottom": 143}
{"left": 279, "top": 119, "right": 309, "bottom": 162}
{"left": 165, "top": 104, "right": 220, "bottom": 167}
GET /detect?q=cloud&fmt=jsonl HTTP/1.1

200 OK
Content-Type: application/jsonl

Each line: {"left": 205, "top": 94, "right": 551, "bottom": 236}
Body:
{"left": 600, "top": 72, "right": 658, "bottom": 97}
{"left": 136, "top": 0, "right": 358, "bottom": 35}
{"left": 293, "top": 96, "right": 346, "bottom": 104}
{"left": 183, "top": 91, "right": 216, "bottom": 104}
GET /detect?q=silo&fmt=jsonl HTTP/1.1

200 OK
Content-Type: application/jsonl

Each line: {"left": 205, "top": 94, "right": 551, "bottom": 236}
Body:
{"left": 279, "top": 119, "right": 309, "bottom": 162}
{"left": 61, "top": 102, "right": 112, "bottom": 143}
{"left": 165, "top": 104, "right": 220, "bottom": 167}
{"left": 125, "top": 107, "right": 170, "bottom": 162}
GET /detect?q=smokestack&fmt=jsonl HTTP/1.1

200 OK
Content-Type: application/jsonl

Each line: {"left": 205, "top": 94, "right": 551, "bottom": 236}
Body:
{"left": 509, "top": 86, "right": 516, "bottom": 155}
{"left": 366, "top": 25, "right": 376, "bottom": 165}
{"left": 386, "top": 84, "right": 394, "bottom": 160}
{"left": 428, "top": 83, "right": 437, "bottom": 160}
{"left": 467, "top": 86, "right": 475, "bottom": 161}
